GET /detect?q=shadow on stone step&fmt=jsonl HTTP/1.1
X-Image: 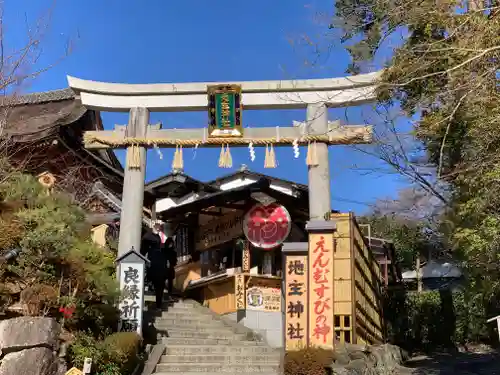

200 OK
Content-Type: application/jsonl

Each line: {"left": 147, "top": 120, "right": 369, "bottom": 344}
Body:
{"left": 143, "top": 293, "right": 184, "bottom": 345}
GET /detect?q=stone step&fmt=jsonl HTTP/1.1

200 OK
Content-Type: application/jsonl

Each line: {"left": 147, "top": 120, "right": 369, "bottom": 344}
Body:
{"left": 155, "top": 363, "right": 280, "bottom": 373}
{"left": 154, "top": 322, "right": 233, "bottom": 333}
{"left": 162, "top": 337, "right": 264, "bottom": 346}
{"left": 154, "top": 318, "right": 228, "bottom": 327}
{"left": 157, "top": 327, "right": 236, "bottom": 336}
{"left": 165, "top": 329, "right": 246, "bottom": 340}
{"left": 170, "top": 302, "right": 202, "bottom": 307}
{"left": 163, "top": 307, "right": 205, "bottom": 314}
{"left": 159, "top": 312, "right": 216, "bottom": 320}
{"left": 165, "top": 345, "right": 279, "bottom": 355}
{"left": 160, "top": 354, "right": 281, "bottom": 364}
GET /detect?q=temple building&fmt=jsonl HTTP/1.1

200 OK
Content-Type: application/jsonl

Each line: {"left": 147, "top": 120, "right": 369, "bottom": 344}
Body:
{"left": 6, "top": 71, "right": 397, "bottom": 353}
{"left": 1, "top": 89, "right": 154, "bottom": 246}
{"left": 146, "top": 165, "right": 400, "bottom": 348}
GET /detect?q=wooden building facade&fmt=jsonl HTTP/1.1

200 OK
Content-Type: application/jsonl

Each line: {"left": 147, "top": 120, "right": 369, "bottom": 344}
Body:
{"left": 148, "top": 167, "right": 399, "bottom": 348}
{"left": 329, "top": 213, "right": 384, "bottom": 345}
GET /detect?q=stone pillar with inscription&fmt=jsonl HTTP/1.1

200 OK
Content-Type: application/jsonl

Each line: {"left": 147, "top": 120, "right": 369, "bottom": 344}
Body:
{"left": 306, "top": 220, "right": 336, "bottom": 349}
{"left": 282, "top": 242, "right": 309, "bottom": 351}
{"left": 116, "top": 248, "right": 150, "bottom": 336}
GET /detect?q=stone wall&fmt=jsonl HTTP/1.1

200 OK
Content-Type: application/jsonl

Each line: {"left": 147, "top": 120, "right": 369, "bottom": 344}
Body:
{"left": 223, "top": 310, "right": 283, "bottom": 348}
{"left": 0, "top": 317, "right": 66, "bottom": 375}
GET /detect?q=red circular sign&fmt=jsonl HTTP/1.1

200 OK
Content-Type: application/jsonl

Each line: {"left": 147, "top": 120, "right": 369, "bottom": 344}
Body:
{"left": 243, "top": 203, "right": 292, "bottom": 249}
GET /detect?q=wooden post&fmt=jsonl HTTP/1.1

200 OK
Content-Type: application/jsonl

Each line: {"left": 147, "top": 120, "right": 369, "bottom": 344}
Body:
{"left": 282, "top": 242, "right": 309, "bottom": 351}
{"left": 235, "top": 274, "right": 246, "bottom": 310}
{"left": 235, "top": 273, "right": 246, "bottom": 322}
{"left": 306, "top": 103, "right": 331, "bottom": 221}
{"left": 118, "top": 107, "right": 149, "bottom": 257}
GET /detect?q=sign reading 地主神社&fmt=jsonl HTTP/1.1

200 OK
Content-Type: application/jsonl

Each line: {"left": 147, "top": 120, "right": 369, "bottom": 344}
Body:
{"left": 243, "top": 203, "right": 292, "bottom": 249}
{"left": 285, "top": 254, "right": 308, "bottom": 350}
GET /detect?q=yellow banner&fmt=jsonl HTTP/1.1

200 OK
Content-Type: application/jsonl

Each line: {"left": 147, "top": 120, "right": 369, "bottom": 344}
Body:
{"left": 308, "top": 233, "right": 335, "bottom": 348}
{"left": 235, "top": 274, "right": 245, "bottom": 310}
{"left": 285, "top": 254, "right": 308, "bottom": 351}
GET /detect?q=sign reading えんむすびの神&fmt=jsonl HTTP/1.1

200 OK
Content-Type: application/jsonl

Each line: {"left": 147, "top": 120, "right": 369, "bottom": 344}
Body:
{"left": 308, "top": 233, "right": 334, "bottom": 348}
{"left": 207, "top": 84, "right": 243, "bottom": 137}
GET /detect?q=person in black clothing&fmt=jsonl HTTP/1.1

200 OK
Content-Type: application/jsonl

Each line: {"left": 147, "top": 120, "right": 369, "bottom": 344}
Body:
{"left": 164, "top": 237, "right": 177, "bottom": 296}
{"left": 141, "top": 222, "right": 173, "bottom": 309}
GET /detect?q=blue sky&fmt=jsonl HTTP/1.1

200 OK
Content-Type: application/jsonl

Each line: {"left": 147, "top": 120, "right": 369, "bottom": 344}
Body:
{"left": 5, "top": 0, "right": 410, "bottom": 213}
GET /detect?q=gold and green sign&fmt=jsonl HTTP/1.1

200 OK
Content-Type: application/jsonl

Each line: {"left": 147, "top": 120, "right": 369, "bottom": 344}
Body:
{"left": 207, "top": 84, "right": 243, "bottom": 137}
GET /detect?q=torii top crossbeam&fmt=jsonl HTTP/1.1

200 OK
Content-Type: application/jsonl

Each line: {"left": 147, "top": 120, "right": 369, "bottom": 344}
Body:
{"left": 67, "top": 72, "right": 381, "bottom": 112}
{"left": 68, "top": 72, "right": 380, "bottom": 265}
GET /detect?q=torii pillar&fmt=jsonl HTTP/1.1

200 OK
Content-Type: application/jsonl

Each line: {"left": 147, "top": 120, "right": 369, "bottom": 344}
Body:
{"left": 118, "top": 107, "right": 149, "bottom": 257}
{"left": 306, "top": 103, "right": 331, "bottom": 220}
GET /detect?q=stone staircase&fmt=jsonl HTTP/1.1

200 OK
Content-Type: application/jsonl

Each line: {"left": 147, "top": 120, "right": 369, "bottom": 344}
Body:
{"left": 148, "top": 299, "right": 281, "bottom": 375}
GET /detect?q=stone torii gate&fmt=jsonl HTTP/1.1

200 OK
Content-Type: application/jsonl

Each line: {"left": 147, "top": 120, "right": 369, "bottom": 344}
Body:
{"left": 68, "top": 72, "right": 379, "bottom": 259}
{"left": 68, "top": 73, "right": 379, "bottom": 341}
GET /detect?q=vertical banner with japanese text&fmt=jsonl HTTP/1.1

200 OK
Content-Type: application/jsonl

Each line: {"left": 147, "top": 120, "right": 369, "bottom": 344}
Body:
{"left": 118, "top": 262, "right": 145, "bottom": 335}
{"left": 242, "top": 242, "right": 250, "bottom": 272}
{"left": 285, "top": 255, "right": 308, "bottom": 350}
{"left": 308, "top": 233, "right": 334, "bottom": 348}
{"left": 235, "top": 274, "right": 246, "bottom": 310}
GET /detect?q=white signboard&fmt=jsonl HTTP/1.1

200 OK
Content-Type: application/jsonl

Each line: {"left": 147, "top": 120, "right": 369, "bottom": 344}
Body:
{"left": 118, "top": 261, "right": 145, "bottom": 335}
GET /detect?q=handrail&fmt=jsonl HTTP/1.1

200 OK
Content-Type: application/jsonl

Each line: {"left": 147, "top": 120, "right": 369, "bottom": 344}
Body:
{"left": 139, "top": 343, "right": 166, "bottom": 375}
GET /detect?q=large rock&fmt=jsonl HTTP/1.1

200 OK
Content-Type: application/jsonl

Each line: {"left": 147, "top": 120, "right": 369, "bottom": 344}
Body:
{"left": 330, "top": 343, "right": 405, "bottom": 375}
{"left": 0, "top": 317, "right": 60, "bottom": 354}
{"left": 0, "top": 347, "right": 58, "bottom": 375}
{"left": 369, "top": 344, "right": 403, "bottom": 372}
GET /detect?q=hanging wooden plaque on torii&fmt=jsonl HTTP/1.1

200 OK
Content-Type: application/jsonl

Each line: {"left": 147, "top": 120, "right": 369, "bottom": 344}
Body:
{"left": 207, "top": 84, "right": 243, "bottom": 138}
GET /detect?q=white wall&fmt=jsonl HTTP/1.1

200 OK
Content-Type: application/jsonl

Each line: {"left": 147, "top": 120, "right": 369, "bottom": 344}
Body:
{"left": 155, "top": 176, "right": 297, "bottom": 213}
{"left": 219, "top": 177, "right": 295, "bottom": 196}
{"left": 155, "top": 192, "right": 200, "bottom": 213}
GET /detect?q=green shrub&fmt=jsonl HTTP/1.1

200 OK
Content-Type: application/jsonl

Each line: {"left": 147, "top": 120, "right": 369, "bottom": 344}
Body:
{"left": 284, "top": 347, "right": 334, "bottom": 375}
{"left": 68, "top": 303, "right": 120, "bottom": 337}
{"left": 103, "top": 332, "right": 143, "bottom": 374}
{"left": 384, "top": 288, "right": 495, "bottom": 352}
{"left": 0, "top": 163, "right": 119, "bottom": 329}
{"left": 68, "top": 333, "right": 105, "bottom": 371}
{"left": 68, "top": 332, "right": 142, "bottom": 375}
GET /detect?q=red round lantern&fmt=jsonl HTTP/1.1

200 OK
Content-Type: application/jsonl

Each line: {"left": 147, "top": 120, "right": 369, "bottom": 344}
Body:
{"left": 243, "top": 203, "right": 292, "bottom": 249}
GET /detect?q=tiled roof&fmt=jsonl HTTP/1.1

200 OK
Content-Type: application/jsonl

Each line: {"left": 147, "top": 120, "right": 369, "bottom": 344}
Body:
{"left": 1, "top": 88, "right": 75, "bottom": 107}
